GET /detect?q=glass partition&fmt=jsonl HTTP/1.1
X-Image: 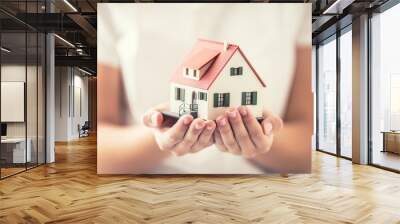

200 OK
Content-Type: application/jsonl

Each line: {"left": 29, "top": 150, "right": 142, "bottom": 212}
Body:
{"left": 1, "top": 31, "right": 28, "bottom": 177}
{"left": 370, "top": 3, "right": 400, "bottom": 171}
{"left": 0, "top": 2, "right": 46, "bottom": 179}
{"left": 27, "top": 31, "right": 38, "bottom": 169}
{"left": 339, "top": 28, "right": 352, "bottom": 158}
{"left": 316, "top": 26, "right": 353, "bottom": 160}
{"left": 317, "top": 36, "right": 337, "bottom": 154}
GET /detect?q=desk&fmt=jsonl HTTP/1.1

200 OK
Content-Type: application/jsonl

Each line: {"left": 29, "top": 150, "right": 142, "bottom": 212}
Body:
{"left": 1, "top": 138, "right": 31, "bottom": 164}
{"left": 381, "top": 131, "right": 400, "bottom": 154}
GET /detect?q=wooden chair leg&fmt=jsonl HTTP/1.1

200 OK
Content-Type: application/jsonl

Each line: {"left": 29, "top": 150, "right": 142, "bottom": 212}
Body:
{"left": 280, "top": 173, "right": 289, "bottom": 178}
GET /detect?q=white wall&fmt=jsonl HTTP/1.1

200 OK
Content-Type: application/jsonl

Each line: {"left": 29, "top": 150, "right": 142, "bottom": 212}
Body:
{"left": 208, "top": 51, "right": 265, "bottom": 120}
{"left": 1, "top": 65, "right": 25, "bottom": 125}
{"left": 170, "top": 84, "right": 208, "bottom": 119}
{"left": 1, "top": 64, "right": 46, "bottom": 163}
{"left": 55, "top": 67, "right": 69, "bottom": 141}
{"left": 55, "top": 67, "right": 89, "bottom": 141}
{"left": 72, "top": 73, "right": 89, "bottom": 138}
{"left": 1, "top": 65, "right": 38, "bottom": 138}
{"left": 1, "top": 65, "right": 27, "bottom": 146}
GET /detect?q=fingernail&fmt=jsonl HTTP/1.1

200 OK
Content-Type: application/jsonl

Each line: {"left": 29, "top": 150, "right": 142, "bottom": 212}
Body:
{"left": 239, "top": 107, "right": 247, "bottom": 117}
{"left": 195, "top": 122, "right": 205, "bottom": 130}
{"left": 151, "top": 113, "right": 158, "bottom": 127}
{"left": 228, "top": 110, "right": 237, "bottom": 119}
{"left": 207, "top": 123, "right": 215, "bottom": 130}
{"left": 218, "top": 118, "right": 226, "bottom": 127}
{"left": 183, "top": 116, "right": 192, "bottom": 125}
{"left": 265, "top": 122, "right": 273, "bottom": 135}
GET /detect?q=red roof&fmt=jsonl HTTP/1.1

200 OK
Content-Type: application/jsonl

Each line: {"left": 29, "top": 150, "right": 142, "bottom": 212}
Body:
{"left": 170, "top": 39, "right": 266, "bottom": 90}
{"left": 184, "top": 48, "right": 220, "bottom": 69}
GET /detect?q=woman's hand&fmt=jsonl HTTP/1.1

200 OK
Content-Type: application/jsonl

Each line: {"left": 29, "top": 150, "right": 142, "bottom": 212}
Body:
{"left": 142, "top": 103, "right": 216, "bottom": 156}
{"left": 214, "top": 106, "right": 283, "bottom": 158}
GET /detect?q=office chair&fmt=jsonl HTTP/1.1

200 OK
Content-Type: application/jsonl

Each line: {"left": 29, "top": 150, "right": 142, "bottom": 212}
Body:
{"left": 79, "top": 121, "right": 90, "bottom": 138}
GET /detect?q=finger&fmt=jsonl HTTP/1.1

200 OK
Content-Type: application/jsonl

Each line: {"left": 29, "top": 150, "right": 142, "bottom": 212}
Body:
{"left": 142, "top": 103, "right": 169, "bottom": 127}
{"left": 173, "top": 118, "right": 206, "bottom": 156}
{"left": 214, "top": 129, "right": 228, "bottom": 152}
{"left": 143, "top": 110, "right": 163, "bottom": 128}
{"left": 262, "top": 110, "right": 284, "bottom": 133}
{"left": 216, "top": 116, "right": 241, "bottom": 155}
{"left": 191, "top": 120, "right": 216, "bottom": 153}
{"left": 239, "top": 106, "right": 266, "bottom": 148}
{"left": 161, "top": 115, "right": 193, "bottom": 149}
{"left": 226, "top": 109, "right": 256, "bottom": 158}
{"left": 259, "top": 123, "right": 274, "bottom": 154}
{"left": 262, "top": 119, "right": 274, "bottom": 136}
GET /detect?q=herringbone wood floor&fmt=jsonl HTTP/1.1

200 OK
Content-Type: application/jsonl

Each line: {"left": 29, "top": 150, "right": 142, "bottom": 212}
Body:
{"left": 1, "top": 135, "right": 400, "bottom": 224}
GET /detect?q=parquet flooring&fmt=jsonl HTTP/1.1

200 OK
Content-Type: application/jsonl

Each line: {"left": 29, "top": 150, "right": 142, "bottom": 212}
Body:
{"left": 1, "top": 167, "right": 26, "bottom": 178}
{"left": 1, "top": 135, "right": 400, "bottom": 223}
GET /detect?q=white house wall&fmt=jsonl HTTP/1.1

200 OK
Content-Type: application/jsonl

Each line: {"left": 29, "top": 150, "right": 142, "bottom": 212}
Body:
{"left": 170, "top": 83, "right": 209, "bottom": 119}
{"left": 208, "top": 51, "right": 265, "bottom": 120}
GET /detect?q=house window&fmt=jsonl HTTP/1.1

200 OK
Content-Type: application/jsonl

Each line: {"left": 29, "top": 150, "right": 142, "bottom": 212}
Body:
{"left": 194, "top": 69, "right": 197, "bottom": 78}
{"left": 230, "top": 67, "right": 243, "bottom": 76}
{"left": 199, "top": 92, "right": 207, "bottom": 101}
{"left": 175, "top": 87, "right": 185, "bottom": 101}
{"left": 213, "top": 93, "right": 230, "bottom": 107}
{"left": 185, "top": 68, "right": 189, "bottom": 76}
{"left": 241, "top": 91, "right": 257, "bottom": 105}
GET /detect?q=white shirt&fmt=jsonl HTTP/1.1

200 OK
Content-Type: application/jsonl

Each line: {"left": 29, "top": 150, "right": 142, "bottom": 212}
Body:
{"left": 98, "top": 3, "right": 310, "bottom": 174}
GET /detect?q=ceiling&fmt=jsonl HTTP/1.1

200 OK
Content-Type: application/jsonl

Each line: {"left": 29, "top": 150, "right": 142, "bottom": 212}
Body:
{"left": 0, "top": 0, "right": 392, "bottom": 74}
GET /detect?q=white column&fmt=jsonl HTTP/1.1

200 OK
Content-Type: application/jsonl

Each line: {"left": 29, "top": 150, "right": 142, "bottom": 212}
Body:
{"left": 46, "top": 32, "right": 55, "bottom": 163}
{"left": 55, "top": 67, "right": 74, "bottom": 141}
{"left": 352, "top": 14, "right": 369, "bottom": 164}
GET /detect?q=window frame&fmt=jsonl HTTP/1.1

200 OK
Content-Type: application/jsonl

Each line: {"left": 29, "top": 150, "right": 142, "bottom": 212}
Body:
{"left": 315, "top": 24, "right": 353, "bottom": 161}
{"left": 230, "top": 67, "right": 243, "bottom": 76}
{"left": 175, "top": 87, "right": 185, "bottom": 101}
{"left": 214, "top": 93, "right": 230, "bottom": 107}
{"left": 199, "top": 92, "right": 207, "bottom": 101}
{"left": 241, "top": 91, "right": 257, "bottom": 105}
{"left": 368, "top": 2, "right": 400, "bottom": 173}
{"left": 0, "top": 2, "right": 48, "bottom": 179}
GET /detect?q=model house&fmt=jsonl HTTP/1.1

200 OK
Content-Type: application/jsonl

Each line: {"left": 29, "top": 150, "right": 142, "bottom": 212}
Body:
{"left": 170, "top": 39, "right": 266, "bottom": 120}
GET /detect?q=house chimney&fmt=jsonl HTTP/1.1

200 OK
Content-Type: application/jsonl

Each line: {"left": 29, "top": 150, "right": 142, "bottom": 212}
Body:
{"left": 223, "top": 41, "right": 228, "bottom": 51}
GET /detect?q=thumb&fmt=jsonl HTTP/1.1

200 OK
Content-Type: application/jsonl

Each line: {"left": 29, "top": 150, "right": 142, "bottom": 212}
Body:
{"left": 262, "top": 119, "right": 273, "bottom": 136}
{"left": 143, "top": 110, "right": 164, "bottom": 128}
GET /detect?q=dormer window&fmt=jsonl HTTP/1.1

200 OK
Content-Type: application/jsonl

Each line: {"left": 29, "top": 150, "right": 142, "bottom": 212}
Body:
{"left": 182, "top": 48, "right": 220, "bottom": 81}
{"left": 183, "top": 67, "right": 200, "bottom": 80}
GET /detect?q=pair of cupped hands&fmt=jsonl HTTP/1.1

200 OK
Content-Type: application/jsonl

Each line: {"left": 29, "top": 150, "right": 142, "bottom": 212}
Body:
{"left": 142, "top": 104, "right": 283, "bottom": 158}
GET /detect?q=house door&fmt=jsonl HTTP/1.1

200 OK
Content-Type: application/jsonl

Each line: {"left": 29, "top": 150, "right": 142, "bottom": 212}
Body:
{"left": 191, "top": 91, "right": 198, "bottom": 118}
